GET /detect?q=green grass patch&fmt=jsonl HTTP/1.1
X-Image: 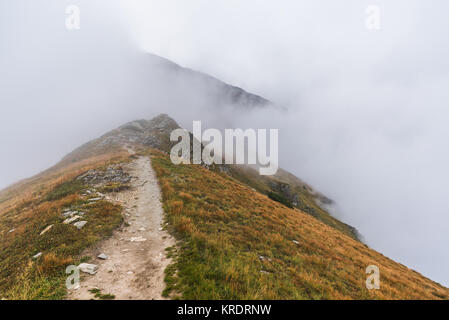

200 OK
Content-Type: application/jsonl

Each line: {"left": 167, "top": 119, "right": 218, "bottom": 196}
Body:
{"left": 89, "top": 288, "right": 115, "bottom": 300}
{"left": 45, "top": 180, "right": 85, "bottom": 202}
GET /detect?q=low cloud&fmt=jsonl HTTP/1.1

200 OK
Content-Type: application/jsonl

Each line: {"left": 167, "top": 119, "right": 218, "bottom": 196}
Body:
{"left": 1, "top": 0, "right": 449, "bottom": 286}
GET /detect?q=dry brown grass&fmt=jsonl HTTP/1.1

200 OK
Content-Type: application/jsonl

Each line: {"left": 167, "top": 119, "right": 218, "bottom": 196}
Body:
{"left": 38, "top": 253, "right": 74, "bottom": 275}
{"left": 150, "top": 149, "right": 449, "bottom": 300}
{"left": 0, "top": 149, "right": 129, "bottom": 215}
{"left": 0, "top": 149, "right": 129, "bottom": 299}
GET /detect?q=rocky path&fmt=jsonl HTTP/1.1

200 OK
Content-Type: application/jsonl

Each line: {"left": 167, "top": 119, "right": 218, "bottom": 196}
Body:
{"left": 69, "top": 156, "right": 175, "bottom": 300}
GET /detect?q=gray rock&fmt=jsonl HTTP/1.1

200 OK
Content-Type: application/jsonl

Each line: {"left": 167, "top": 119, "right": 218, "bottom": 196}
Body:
{"left": 97, "top": 253, "right": 108, "bottom": 260}
{"left": 62, "top": 210, "right": 78, "bottom": 218}
{"left": 74, "top": 221, "right": 87, "bottom": 230}
{"left": 40, "top": 225, "right": 53, "bottom": 236}
{"left": 63, "top": 215, "right": 81, "bottom": 224}
{"left": 78, "top": 165, "right": 131, "bottom": 186}
{"left": 32, "top": 252, "right": 42, "bottom": 260}
{"left": 78, "top": 263, "right": 98, "bottom": 275}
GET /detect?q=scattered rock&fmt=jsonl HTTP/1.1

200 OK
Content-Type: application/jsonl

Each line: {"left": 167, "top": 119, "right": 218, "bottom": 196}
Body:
{"left": 78, "top": 263, "right": 98, "bottom": 275}
{"left": 40, "top": 225, "right": 53, "bottom": 236}
{"left": 127, "top": 271, "right": 134, "bottom": 275}
{"left": 129, "top": 236, "right": 146, "bottom": 242}
{"left": 78, "top": 166, "right": 131, "bottom": 186}
{"left": 138, "top": 227, "right": 146, "bottom": 232}
{"left": 62, "top": 210, "right": 78, "bottom": 218}
{"left": 259, "top": 255, "right": 272, "bottom": 262}
{"left": 32, "top": 252, "right": 42, "bottom": 260}
{"left": 97, "top": 253, "right": 108, "bottom": 260}
{"left": 63, "top": 215, "right": 81, "bottom": 224}
{"left": 74, "top": 221, "right": 87, "bottom": 230}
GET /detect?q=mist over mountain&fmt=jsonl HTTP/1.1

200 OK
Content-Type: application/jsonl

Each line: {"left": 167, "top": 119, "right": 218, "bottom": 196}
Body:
{"left": 2, "top": 0, "right": 449, "bottom": 290}
{"left": 0, "top": 1, "right": 273, "bottom": 190}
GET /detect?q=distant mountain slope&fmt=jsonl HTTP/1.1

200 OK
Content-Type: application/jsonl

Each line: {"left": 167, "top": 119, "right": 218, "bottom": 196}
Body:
{"left": 141, "top": 53, "right": 273, "bottom": 110}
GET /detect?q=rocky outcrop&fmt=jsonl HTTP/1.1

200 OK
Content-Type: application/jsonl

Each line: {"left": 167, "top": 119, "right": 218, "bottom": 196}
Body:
{"left": 78, "top": 263, "right": 99, "bottom": 275}
{"left": 60, "top": 114, "right": 181, "bottom": 165}
{"left": 268, "top": 181, "right": 300, "bottom": 207}
{"left": 78, "top": 165, "right": 131, "bottom": 186}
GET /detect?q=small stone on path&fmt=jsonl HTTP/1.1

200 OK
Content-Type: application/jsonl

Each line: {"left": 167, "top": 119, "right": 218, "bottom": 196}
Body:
{"left": 78, "top": 263, "right": 99, "bottom": 275}
{"left": 97, "top": 253, "right": 108, "bottom": 260}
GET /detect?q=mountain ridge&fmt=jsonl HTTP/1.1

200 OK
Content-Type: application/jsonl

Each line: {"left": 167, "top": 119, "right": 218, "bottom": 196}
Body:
{"left": 140, "top": 53, "right": 274, "bottom": 109}
{"left": 1, "top": 114, "right": 449, "bottom": 299}
{"left": 46, "top": 114, "right": 360, "bottom": 240}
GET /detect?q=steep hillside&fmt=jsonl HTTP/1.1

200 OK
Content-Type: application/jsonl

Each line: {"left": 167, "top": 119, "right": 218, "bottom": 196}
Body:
{"left": 0, "top": 114, "right": 448, "bottom": 300}
{"left": 224, "top": 166, "right": 360, "bottom": 240}
{"left": 149, "top": 149, "right": 449, "bottom": 299}
{"left": 0, "top": 150, "right": 130, "bottom": 299}
{"left": 139, "top": 53, "right": 273, "bottom": 110}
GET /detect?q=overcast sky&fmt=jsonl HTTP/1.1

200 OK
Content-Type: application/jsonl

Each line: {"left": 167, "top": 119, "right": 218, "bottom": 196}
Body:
{"left": 1, "top": 0, "right": 449, "bottom": 287}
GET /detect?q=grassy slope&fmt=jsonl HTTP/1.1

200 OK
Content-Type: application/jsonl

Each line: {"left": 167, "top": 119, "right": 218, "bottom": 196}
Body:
{"left": 150, "top": 149, "right": 449, "bottom": 300}
{"left": 0, "top": 151, "right": 129, "bottom": 299}
{"left": 2, "top": 144, "right": 449, "bottom": 300}
{"left": 226, "top": 165, "right": 360, "bottom": 240}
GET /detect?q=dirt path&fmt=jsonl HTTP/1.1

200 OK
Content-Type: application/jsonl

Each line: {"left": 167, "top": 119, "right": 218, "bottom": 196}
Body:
{"left": 69, "top": 156, "right": 175, "bottom": 300}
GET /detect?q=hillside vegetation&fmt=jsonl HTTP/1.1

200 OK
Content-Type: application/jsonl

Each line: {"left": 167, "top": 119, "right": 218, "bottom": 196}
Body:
{"left": 1, "top": 112, "right": 448, "bottom": 300}
{"left": 0, "top": 150, "right": 129, "bottom": 299}
{"left": 1, "top": 145, "right": 448, "bottom": 300}
{"left": 225, "top": 165, "right": 359, "bottom": 240}
{"left": 148, "top": 149, "right": 449, "bottom": 299}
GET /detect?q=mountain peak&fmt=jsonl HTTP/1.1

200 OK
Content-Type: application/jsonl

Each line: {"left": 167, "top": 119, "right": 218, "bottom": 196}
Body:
{"left": 119, "top": 114, "right": 179, "bottom": 132}
{"left": 60, "top": 114, "right": 180, "bottom": 166}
